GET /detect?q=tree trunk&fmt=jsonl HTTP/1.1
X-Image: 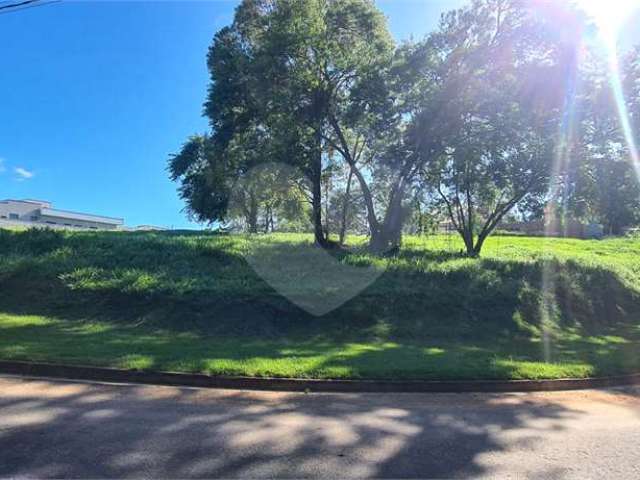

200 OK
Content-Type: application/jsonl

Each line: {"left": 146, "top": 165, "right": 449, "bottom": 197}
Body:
{"left": 264, "top": 204, "right": 271, "bottom": 233}
{"left": 309, "top": 89, "right": 330, "bottom": 248}
{"left": 323, "top": 171, "right": 330, "bottom": 240}
{"left": 339, "top": 168, "right": 353, "bottom": 246}
{"left": 472, "top": 232, "right": 487, "bottom": 257}
{"left": 247, "top": 194, "right": 258, "bottom": 234}
{"left": 463, "top": 228, "right": 475, "bottom": 257}
{"left": 369, "top": 185, "right": 405, "bottom": 253}
{"left": 311, "top": 176, "right": 326, "bottom": 245}
{"left": 310, "top": 137, "right": 328, "bottom": 248}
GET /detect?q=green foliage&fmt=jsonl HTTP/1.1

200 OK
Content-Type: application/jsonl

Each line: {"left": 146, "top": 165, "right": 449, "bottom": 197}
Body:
{"left": 0, "top": 229, "right": 639, "bottom": 379}
{"left": 415, "top": 0, "right": 580, "bottom": 256}
{"left": 228, "top": 163, "right": 310, "bottom": 233}
{"left": 171, "top": 0, "right": 397, "bottom": 245}
{"left": 168, "top": 135, "right": 229, "bottom": 224}
{"left": 168, "top": 0, "right": 640, "bottom": 253}
{"left": 564, "top": 51, "right": 640, "bottom": 234}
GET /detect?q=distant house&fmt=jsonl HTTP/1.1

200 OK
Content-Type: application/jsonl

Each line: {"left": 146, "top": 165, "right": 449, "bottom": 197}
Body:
{"left": 0, "top": 199, "right": 124, "bottom": 230}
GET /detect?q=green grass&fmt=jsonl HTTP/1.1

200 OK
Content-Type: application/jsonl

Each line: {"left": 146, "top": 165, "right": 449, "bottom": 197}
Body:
{"left": 0, "top": 228, "right": 638, "bottom": 380}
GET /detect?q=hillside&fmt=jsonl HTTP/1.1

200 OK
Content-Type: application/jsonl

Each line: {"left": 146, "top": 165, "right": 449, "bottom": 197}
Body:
{"left": 0, "top": 229, "right": 638, "bottom": 380}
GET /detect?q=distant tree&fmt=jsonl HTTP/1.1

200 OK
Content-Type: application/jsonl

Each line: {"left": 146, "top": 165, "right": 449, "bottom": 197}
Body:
{"left": 323, "top": 162, "right": 369, "bottom": 244}
{"left": 229, "top": 163, "right": 309, "bottom": 233}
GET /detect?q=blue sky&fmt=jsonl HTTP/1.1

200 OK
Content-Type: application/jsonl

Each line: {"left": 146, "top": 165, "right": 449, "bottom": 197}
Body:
{"left": 0, "top": 0, "right": 637, "bottom": 228}
{"left": 0, "top": 0, "right": 467, "bottom": 229}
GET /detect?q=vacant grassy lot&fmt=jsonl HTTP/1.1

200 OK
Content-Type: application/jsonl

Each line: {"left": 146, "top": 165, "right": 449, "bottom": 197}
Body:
{"left": 0, "top": 229, "right": 638, "bottom": 380}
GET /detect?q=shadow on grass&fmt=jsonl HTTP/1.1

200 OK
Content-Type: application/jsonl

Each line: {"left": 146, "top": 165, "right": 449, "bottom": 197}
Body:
{"left": 0, "top": 229, "right": 639, "bottom": 378}
{"left": 0, "top": 311, "right": 638, "bottom": 379}
{"left": 0, "top": 230, "right": 638, "bottom": 341}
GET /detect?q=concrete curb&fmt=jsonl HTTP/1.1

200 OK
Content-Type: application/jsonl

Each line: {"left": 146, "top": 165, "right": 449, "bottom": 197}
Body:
{"left": 1, "top": 360, "right": 640, "bottom": 393}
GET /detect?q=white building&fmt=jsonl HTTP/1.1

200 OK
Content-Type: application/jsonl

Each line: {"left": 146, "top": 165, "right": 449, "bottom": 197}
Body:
{"left": 0, "top": 199, "right": 124, "bottom": 230}
{"left": 135, "top": 225, "right": 168, "bottom": 231}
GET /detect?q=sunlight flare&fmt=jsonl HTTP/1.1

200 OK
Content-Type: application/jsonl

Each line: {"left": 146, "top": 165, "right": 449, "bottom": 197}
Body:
{"left": 607, "top": 51, "right": 640, "bottom": 180}
{"left": 575, "top": 0, "right": 640, "bottom": 178}
{"left": 575, "top": 0, "right": 638, "bottom": 42}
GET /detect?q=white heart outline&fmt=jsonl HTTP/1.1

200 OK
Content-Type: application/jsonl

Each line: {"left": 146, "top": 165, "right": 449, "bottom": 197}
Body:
{"left": 230, "top": 162, "right": 387, "bottom": 316}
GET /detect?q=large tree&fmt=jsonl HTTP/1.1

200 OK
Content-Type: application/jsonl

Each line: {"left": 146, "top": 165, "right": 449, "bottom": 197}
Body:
{"left": 255, "top": 0, "right": 397, "bottom": 249}
{"left": 170, "top": 0, "right": 398, "bottom": 248}
{"left": 415, "top": 0, "right": 582, "bottom": 256}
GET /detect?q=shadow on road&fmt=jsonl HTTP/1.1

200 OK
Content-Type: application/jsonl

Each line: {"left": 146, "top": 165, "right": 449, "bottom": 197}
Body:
{"left": 2, "top": 378, "right": 636, "bottom": 478}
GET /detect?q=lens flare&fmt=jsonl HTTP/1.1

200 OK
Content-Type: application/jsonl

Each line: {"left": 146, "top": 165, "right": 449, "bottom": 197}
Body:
{"left": 540, "top": 48, "right": 584, "bottom": 363}
{"left": 575, "top": 0, "right": 640, "bottom": 178}
{"left": 607, "top": 50, "right": 640, "bottom": 179}
{"left": 540, "top": 0, "right": 639, "bottom": 362}
{"left": 575, "top": 0, "right": 638, "bottom": 41}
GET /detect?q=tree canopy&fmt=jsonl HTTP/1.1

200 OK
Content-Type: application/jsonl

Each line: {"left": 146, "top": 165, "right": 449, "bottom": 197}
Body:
{"left": 169, "top": 0, "right": 640, "bottom": 255}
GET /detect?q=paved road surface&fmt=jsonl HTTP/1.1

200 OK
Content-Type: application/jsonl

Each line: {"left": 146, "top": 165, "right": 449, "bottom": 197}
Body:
{"left": 0, "top": 375, "right": 639, "bottom": 478}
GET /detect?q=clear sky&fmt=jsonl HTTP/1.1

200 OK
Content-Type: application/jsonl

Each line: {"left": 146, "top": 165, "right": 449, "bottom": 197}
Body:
{"left": 0, "top": 0, "right": 637, "bottom": 229}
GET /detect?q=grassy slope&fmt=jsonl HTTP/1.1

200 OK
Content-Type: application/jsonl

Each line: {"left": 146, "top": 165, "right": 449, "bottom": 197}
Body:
{"left": 0, "top": 229, "right": 638, "bottom": 380}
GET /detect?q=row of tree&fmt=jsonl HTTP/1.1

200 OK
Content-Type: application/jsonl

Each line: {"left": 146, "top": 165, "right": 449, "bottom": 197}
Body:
{"left": 169, "top": 0, "right": 640, "bottom": 256}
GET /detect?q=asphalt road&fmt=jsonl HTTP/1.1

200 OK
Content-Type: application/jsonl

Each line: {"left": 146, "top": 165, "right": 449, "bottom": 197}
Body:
{"left": 0, "top": 376, "right": 639, "bottom": 479}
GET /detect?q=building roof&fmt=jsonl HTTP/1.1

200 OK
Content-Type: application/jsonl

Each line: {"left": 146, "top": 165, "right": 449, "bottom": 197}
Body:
{"left": 40, "top": 207, "right": 124, "bottom": 225}
{"left": 22, "top": 199, "right": 52, "bottom": 208}
{"left": 1, "top": 198, "right": 50, "bottom": 205}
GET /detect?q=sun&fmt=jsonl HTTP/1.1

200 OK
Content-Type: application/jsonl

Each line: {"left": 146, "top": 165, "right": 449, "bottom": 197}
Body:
{"left": 574, "top": 0, "right": 639, "bottom": 42}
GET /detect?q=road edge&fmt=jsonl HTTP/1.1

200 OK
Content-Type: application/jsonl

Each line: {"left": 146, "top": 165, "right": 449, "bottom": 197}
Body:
{"left": 1, "top": 360, "right": 639, "bottom": 392}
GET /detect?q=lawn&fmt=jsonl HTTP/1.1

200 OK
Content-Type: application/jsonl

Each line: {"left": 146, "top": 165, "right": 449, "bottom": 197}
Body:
{"left": 0, "top": 228, "right": 638, "bottom": 380}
